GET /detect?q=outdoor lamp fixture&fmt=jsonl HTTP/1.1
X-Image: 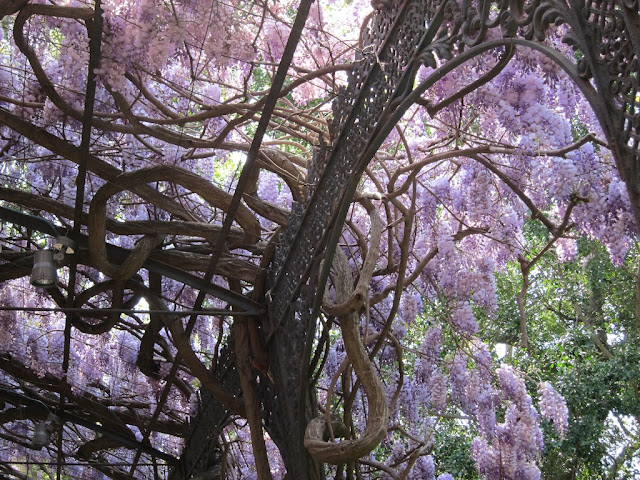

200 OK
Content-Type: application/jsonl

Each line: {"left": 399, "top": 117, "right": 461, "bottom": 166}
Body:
{"left": 31, "top": 414, "right": 58, "bottom": 450}
{"left": 32, "top": 421, "right": 51, "bottom": 449}
{"left": 30, "top": 235, "right": 76, "bottom": 288}
{"left": 30, "top": 249, "right": 57, "bottom": 288}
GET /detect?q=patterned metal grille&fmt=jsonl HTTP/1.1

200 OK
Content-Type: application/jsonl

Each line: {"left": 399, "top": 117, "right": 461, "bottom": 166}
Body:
{"left": 583, "top": 0, "right": 640, "bottom": 179}
{"left": 266, "top": 0, "right": 433, "bottom": 335}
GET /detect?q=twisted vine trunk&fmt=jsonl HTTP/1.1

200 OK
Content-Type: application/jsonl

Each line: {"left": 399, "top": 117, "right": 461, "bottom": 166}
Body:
{"left": 304, "top": 202, "right": 388, "bottom": 465}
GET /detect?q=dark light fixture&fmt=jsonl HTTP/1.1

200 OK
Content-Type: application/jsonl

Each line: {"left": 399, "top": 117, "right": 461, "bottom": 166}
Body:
{"left": 30, "top": 250, "right": 57, "bottom": 288}
{"left": 32, "top": 421, "right": 51, "bottom": 449}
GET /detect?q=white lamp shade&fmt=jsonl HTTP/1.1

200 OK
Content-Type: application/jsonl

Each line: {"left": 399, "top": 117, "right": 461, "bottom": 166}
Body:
{"left": 30, "top": 250, "right": 57, "bottom": 288}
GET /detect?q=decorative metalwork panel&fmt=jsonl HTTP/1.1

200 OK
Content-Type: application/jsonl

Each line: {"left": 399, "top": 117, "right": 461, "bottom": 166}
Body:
{"left": 263, "top": 3, "right": 434, "bottom": 475}
{"left": 266, "top": 0, "right": 432, "bottom": 334}
{"left": 581, "top": 0, "right": 640, "bottom": 181}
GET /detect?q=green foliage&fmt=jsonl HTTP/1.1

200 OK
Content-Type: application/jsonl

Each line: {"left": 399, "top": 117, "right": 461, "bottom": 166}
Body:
{"left": 433, "top": 422, "right": 478, "bottom": 479}
{"left": 489, "top": 229, "right": 640, "bottom": 479}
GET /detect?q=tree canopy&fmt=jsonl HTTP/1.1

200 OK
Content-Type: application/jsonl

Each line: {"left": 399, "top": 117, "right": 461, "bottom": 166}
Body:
{"left": 0, "top": 0, "right": 639, "bottom": 479}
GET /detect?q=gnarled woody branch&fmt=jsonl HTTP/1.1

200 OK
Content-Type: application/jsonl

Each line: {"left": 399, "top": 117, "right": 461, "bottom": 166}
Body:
{"left": 0, "top": 108, "right": 197, "bottom": 222}
{"left": 323, "top": 198, "right": 380, "bottom": 317}
{"left": 0, "top": 186, "right": 262, "bottom": 270}
{"left": 69, "top": 279, "right": 142, "bottom": 334}
{"left": 88, "top": 165, "right": 262, "bottom": 279}
{"left": 305, "top": 200, "right": 388, "bottom": 464}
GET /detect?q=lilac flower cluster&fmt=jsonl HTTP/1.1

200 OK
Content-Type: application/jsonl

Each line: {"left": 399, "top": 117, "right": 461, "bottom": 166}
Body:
{"left": 538, "top": 381, "right": 569, "bottom": 437}
{"left": 413, "top": 454, "right": 436, "bottom": 479}
{"left": 467, "top": 366, "right": 544, "bottom": 480}
{"left": 451, "top": 301, "right": 478, "bottom": 336}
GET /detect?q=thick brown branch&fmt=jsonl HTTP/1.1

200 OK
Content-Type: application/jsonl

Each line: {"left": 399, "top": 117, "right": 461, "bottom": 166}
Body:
{"left": 323, "top": 199, "right": 382, "bottom": 317}
{"left": 0, "top": 108, "right": 197, "bottom": 221}
{"left": 88, "top": 165, "right": 261, "bottom": 279}
{"left": 305, "top": 206, "right": 388, "bottom": 464}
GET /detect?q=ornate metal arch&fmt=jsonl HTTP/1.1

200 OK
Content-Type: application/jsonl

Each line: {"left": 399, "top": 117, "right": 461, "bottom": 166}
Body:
{"left": 260, "top": 0, "right": 639, "bottom": 476}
